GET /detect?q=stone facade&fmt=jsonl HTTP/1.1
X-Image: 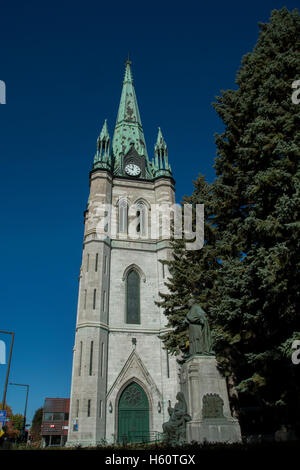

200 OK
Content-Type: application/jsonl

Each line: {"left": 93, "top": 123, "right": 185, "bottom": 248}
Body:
{"left": 67, "top": 62, "right": 179, "bottom": 446}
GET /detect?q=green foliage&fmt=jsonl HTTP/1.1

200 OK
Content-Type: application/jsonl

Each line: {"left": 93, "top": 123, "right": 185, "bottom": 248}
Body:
{"left": 0, "top": 403, "right": 13, "bottom": 419}
{"left": 11, "top": 414, "right": 24, "bottom": 431}
{"left": 158, "top": 7, "right": 300, "bottom": 425}
{"left": 30, "top": 407, "right": 43, "bottom": 442}
{"left": 157, "top": 174, "right": 221, "bottom": 356}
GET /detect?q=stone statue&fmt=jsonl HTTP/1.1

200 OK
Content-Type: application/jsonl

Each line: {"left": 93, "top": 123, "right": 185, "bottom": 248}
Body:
{"left": 184, "top": 299, "right": 214, "bottom": 355}
{"left": 162, "top": 392, "right": 191, "bottom": 445}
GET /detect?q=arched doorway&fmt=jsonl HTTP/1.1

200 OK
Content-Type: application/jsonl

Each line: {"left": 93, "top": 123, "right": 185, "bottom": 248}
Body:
{"left": 118, "top": 382, "right": 150, "bottom": 443}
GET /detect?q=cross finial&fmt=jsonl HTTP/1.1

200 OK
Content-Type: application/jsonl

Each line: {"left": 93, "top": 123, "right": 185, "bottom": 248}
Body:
{"left": 126, "top": 52, "right": 132, "bottom": 66}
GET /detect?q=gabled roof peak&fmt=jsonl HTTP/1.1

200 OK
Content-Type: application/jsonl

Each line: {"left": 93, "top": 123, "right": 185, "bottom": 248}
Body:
{"left": 112, "top": 60, "right": 149, "bottom": 168}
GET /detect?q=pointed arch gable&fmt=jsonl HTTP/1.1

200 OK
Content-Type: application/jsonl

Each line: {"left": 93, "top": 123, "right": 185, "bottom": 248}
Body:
{"left": 116, "top": 377, "right": 152, "bottom": 412}
{"left": 116, "top": 196, "right": 130, "bottom": 207}
{"left": 133, "top": 198, "right": 150, "bottom": 210}
{"left": 107, "top": 348, "right": 162, "bottom": 403}
{"left": 106, "top": 349, "right": 162, "bottom": 440}
{"left": 122, "top": 264, "right": 146, "bottom": 283}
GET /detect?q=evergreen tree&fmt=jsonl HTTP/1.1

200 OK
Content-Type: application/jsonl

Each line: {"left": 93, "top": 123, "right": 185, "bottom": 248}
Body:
{"left": 212, "top": 7, "right": 300, "bottom": 426}
{"left": 158, "top": 175, "right": 220, "bottom": 356}
{"left": 159, "top": 7, "right": 300, "bottom": 429}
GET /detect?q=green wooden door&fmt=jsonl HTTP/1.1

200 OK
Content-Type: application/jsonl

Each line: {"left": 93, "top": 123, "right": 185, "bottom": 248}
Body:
{"left": 118, "top": 382, "right": 149, "bottom": 443}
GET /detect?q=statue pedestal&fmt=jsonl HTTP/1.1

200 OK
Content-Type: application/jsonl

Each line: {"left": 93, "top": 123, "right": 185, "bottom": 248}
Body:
{"left": 180, "top": 355, "right": 241, "bottom": 443}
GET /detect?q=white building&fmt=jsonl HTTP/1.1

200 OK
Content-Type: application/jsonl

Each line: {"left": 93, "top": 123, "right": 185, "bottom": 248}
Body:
{"left": 67, "top": 60, "right": 179, "bottom": 446}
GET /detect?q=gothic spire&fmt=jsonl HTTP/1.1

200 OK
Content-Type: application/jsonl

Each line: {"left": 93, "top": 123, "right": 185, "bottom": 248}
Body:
{"left": 93, "top": 119, "right": 112, "bottom": 169}
{"left": 99, "top": 119, "right": 109, "bottom": 141}
{"left": 153, "top": 127, "right": 172, "bottom": 176}
{"left": 112, "top": 60, "right": 148, "bottom": 165}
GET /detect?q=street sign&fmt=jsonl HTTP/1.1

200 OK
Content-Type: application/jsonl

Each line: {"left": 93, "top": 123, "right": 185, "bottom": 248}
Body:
{"left": 0, "top": 410, "right": 7, "bottom": 427}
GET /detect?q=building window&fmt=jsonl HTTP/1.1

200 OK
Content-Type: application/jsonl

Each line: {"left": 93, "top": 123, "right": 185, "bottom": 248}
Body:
{"left": 136, "top": 202, "right": 147, "bottom": 236}
{"left": 118, "top": 199, "right": 128, "bottom": 233}
{"left": 43, "top": 412, "right": 65, "bottom": 421}
{"left": 95, "top": 253, "right": 98, "bottom": 272}
{"left": 99, "top": 400, "right": 102, "bottom": 418}
{"left": 84, "top": 289, "right": 87, "bottom": 309}
{"left": 126, "top": 269, "right": 140, "bottom": 324}
{"left": 166, "top": 349, "right": 170, "bottom": 378}
{"left": 158, "top": 212, "right": 163, "bottom": 239}
{"left": 93, "top": 289, "right": 97, "bottom": 309}
{"left": 162, "top": 262, "right": 165, "bottom": 279}
{"left": 89, "top": 341, "right": 93, "bottom": 376}
{"left": 100, "top": 342, "right": 104, "bottom": 377}
{"left": 78, "top": 341, "right": 83, "bottom": 376}
{"left": 76, "top": 400, "right": 79, "bottom": 418}
{"left": 102, "top": 290, "right": 106, "bottom": 311}
{"left": 104, "top": 255, "right": 107, "bottom": 274}
{"left": 87, "top": 400, "right": 91, "bottom": 417}
{"left": 87, "top": 254, "right": 89, "bottom": 272}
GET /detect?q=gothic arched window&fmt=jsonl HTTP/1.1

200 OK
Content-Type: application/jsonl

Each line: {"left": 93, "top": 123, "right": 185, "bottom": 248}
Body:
{"left": 126, "top": 269, "right": 140, "bottom": 324}
{"left": 136, "top": 202, "right": 148, "bottom": 236}
{"left": 118, "top": 199, "right": 128, "bottom": 234}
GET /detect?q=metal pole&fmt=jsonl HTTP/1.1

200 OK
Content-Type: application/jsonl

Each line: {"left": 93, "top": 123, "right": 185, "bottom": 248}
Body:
{"left": 9, "top": 383, "right": 29, "bottom": 442}
{"left": 9, "top": 383, "right": 29, "bottom": 429}
{"left": 24, "top": 385, "right": 29, "bottom": 430}
{"left": 0, "top": 331, "right": 15, "bottom": 411}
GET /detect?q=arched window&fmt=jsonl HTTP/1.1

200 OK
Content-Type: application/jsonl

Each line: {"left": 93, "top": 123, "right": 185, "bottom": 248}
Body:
{"left": 136, "top": 202, "right": 148, "bottom": 236}
{"left": 118, "top": 199, "right": 128, "bottom": 234}
{"left": 126, "top": 269, "right": 140, "bottom": 324}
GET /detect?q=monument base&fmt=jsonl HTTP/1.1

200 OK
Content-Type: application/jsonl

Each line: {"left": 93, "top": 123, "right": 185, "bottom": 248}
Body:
{"left": 188, "top": 418, "right": 242, "bottom": 443}
{"left": 180, "top": 355, "right": 242, "bottom": 444}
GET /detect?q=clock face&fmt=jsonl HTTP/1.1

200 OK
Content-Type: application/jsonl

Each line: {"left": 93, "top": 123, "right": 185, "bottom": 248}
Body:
{"left": 125, "top": 163, "right": 141, "bottom": 176}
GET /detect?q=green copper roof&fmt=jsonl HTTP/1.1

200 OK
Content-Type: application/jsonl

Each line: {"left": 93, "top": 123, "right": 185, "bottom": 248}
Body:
{"left": 100, "top": 119, "right": 109, "bottom": 140}
{"left": 155, "top": 127, "right": 167, "bottom": 151}
{"left": 153, "top": 126, "right": 172, "bottom": 177}
{"left": 112, "top": 60, "right": 149, "bottom": 168}
{"left": 92, "top": 61, "right": 172, "bottom": 180}
{"left": 93, "top": 119, "right": 112, "bottom": 171}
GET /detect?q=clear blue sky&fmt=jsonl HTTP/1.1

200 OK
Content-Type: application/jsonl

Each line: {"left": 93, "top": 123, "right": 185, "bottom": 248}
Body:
{"left": 0, "top": 0, "right": 298, "bottom": 423}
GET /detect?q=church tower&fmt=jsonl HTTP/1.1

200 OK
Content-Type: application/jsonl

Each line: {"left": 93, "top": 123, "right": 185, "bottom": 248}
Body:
{"left": 67, "top": 61, "right": 179, "bottom": 446}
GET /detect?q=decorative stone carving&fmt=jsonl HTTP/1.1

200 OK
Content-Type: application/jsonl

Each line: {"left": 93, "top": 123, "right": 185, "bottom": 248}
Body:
{"left": 202, "top": 394, "right": 224, "bottom": 419}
